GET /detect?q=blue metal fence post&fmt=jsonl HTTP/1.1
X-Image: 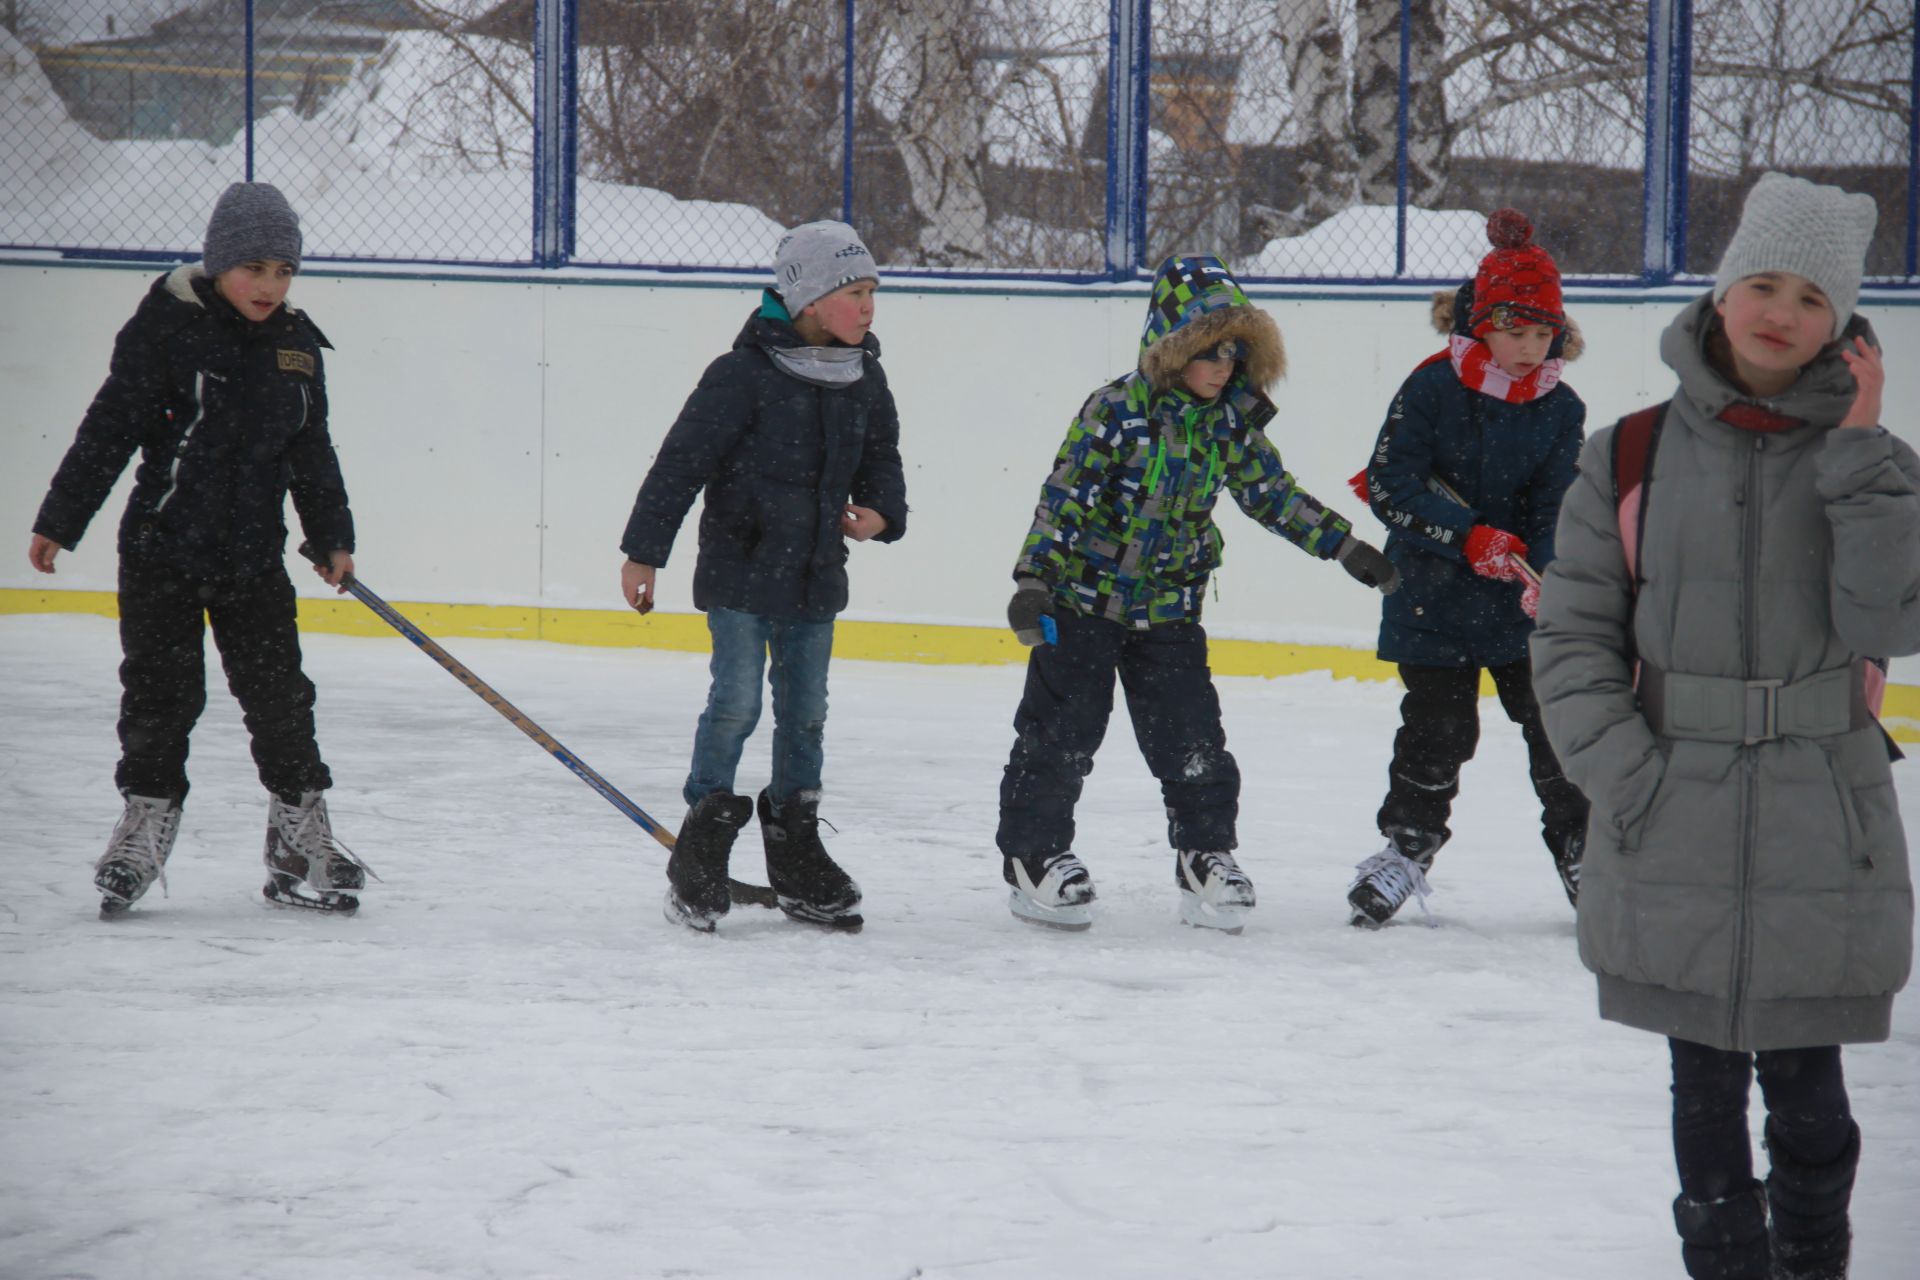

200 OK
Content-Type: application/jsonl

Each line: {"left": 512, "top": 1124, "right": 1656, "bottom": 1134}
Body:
{"left": 1105, "top": 0, "right": 1149, "bottom": 279}
{"left": 842, "top": 0, "right": 856, "bottom": 224}
{"left": 1907, "top": 11, "right": 1917, "bottom": 277}
{"left": 1394, "top": 0, "right": 1411, "bottom": 277}
{"left": 1643, "top": 0, "right": 1691, "bottom": 283}
{"left": 243, "top": 0, "right": 255, "bottom": 181}
{"left": 532, "top": 0, "right": 577, "bottom": 267}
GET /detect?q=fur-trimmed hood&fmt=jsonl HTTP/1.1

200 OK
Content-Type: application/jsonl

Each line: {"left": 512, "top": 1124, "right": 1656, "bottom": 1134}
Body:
{"left": 1430, "top": 281, "right": 1583, "bottom": 361}
{"left": 1138, "top": 255, "right": 1286, "bottom": 391}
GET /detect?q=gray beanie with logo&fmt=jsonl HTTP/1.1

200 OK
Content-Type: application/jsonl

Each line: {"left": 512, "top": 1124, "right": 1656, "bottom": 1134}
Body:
{"left": 772, "top": 220, "right": 878, "bottom": 315}
{"left": 202, "top": 182, "right": 303, "bottom": 278}
{"left": 1713, "top": 171, "right": 1877, "bottom": 339}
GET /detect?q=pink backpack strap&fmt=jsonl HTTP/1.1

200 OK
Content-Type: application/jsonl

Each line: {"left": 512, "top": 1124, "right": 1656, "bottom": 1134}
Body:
{"left": 1611, "top": 404, "right": 1666, "bottom": 588}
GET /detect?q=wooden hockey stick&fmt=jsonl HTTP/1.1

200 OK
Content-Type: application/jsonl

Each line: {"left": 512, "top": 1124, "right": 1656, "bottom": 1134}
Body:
{"left": 298, "top": 544, "right": 778, "bottom": 907}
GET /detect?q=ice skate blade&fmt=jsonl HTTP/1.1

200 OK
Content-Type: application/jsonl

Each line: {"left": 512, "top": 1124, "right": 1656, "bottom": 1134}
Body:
{"left": 663, "top": 887, "right": 720, "bottom": 934}
{"left": 776, "top": 897, "right": 864, "bottom": 933}
{"left": 1179, "top": 892, "right": 1250, "bottom": 935}
{"left": 1008, "top": 889, "right": 1093, "bottom": 931}
{"left": 262, "top": 877, "right": 360, "bottom": 914}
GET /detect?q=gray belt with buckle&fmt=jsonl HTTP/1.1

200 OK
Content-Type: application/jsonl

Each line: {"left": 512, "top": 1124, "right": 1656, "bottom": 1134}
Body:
{"left": 1638, "top": 664, "right": 1869, "bottom": 744}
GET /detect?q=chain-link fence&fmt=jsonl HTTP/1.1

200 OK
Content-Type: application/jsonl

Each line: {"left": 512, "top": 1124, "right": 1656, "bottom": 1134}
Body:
{"left": 2, "top": 0, "right": 1914, "bottom": 283}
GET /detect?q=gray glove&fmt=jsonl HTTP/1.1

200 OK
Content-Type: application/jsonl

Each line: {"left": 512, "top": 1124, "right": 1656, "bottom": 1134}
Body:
{"left": 1007, "top": 577, "right": 1055, "bottom": 646}
{"left": 1336, "top": 536, "right": 1401, "bottom": 595}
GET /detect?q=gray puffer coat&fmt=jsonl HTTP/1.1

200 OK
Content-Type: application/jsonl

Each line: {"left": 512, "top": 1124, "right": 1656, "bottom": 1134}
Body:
{"left": 1532, "top": 294, "right": 1919, "bottom": 1052}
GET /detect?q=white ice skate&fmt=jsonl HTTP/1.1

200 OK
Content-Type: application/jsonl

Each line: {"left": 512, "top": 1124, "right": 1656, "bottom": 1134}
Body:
{"left": 95, "top": 794, "right": 182, "bottom": 916}
{"left": 1004, "top": 853, "right": 1096, "bottom": 931}
{"left": 1176, "top": 849, "right": 1256, "bottom": 934}
{"left": 263, "top": 791, "right": 376, "bottom": 913}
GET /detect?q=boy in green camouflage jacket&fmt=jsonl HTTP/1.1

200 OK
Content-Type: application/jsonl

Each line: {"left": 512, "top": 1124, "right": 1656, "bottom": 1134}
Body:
{"left": 997, "top": 254, "right": 1398, "bottom": 933}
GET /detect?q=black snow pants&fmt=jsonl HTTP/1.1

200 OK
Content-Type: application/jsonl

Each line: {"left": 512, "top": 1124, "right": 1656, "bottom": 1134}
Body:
{"left": 1376, "top": 658, "right": 1586, "bottom": 860}
{"left": 1668, "top": 1038, "right": 1858, "bottom": 1280}
{"left": 997, "top": 609, "right": 1238, "bottom": 860}
{"left": 115, "top": 555, "right": 331, "bottom": 804}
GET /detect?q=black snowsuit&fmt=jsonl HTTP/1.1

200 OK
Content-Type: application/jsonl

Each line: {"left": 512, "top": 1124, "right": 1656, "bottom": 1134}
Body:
{"left": 34, "top": 265, "right": 354, "bottom": 801}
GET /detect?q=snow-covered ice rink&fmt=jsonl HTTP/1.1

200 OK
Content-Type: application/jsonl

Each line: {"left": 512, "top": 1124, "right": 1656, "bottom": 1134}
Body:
{"left": 4, "top": 613, "right": 1916, "bottom": 1279}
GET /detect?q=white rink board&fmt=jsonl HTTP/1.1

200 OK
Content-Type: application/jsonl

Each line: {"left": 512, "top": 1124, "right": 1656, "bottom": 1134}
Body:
{"left": 5, "top": 259, "right": 1918, "bottom": 654}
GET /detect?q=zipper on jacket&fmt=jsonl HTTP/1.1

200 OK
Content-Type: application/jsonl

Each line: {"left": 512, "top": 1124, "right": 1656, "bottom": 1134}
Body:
{"left": 152, "top": 370, "right": 208, "bottom": 515}
{"left": 1728, "top": 433, "right": 1767, "bottom": 1048}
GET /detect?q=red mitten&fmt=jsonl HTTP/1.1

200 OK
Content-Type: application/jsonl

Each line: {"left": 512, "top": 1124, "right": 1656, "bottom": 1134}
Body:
{"left": 1520, "top": 577, "right": 1542, "bottom": 619}
{"left": 1347, "top": 468, "right": 1371, "bottom": 503}
{"left": 1464, "top": 525, "right": 1529, "bottom": 581}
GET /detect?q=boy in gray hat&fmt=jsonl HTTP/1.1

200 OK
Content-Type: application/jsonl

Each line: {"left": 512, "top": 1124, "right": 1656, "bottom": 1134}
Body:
{"left": 1533, "top": 172, "right": 1909, "bottom": 1279}
{"left": 28, "top": 181, "right": 372, "bottom": 916}
{"left": 620, "top": 220, "right": 907, "bottom": 934}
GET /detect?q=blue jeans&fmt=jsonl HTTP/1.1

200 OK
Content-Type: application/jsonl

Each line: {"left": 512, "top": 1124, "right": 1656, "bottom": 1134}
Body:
{"left": 684, "top": 608, "right": 834, "bottom": 805}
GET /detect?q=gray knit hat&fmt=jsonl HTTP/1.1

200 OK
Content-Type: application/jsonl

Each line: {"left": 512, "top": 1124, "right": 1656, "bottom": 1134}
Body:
{"left": 202, "top": 182, "right": 303, "bottom": 278}
{"left": 772, "top": 220, "right": 877, "bottom": 315}
{"left": 1713, "top": 172, "right": 1877, "bottom": 339}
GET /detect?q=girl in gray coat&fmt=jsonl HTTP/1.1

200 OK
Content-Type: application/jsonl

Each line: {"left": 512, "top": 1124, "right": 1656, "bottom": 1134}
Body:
{"left": 1532, "top": 173, "right": 1916, "bottom": 1280}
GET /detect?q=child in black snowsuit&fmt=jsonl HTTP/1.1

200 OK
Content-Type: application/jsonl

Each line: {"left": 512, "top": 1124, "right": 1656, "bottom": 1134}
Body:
{"left": 620, "top": 221, "right": 908, "bottom": 934}
{"left": 28, "top": 182, "right": 369, "bottom": 916}
{"left": 1346, "top": 211, "right": 1588, "bottom": 927}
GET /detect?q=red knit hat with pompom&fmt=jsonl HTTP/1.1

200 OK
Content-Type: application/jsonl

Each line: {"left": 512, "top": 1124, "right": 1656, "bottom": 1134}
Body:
{"left": 1468, "top": 209, "right": 1563, "bottom": 336}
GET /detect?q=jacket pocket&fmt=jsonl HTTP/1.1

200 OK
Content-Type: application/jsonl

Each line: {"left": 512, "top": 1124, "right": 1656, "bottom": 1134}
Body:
{"left": 1615, "top": 742, "right": 1671, "bottom": 854}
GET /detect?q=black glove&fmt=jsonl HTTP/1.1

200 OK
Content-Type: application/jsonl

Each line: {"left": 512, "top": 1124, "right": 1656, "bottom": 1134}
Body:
{"left": 1007, "top": 578, "right": 1055, "bottom": 646}
{"left": 1335, "top": 536, "right": 1400, "bottom": 595}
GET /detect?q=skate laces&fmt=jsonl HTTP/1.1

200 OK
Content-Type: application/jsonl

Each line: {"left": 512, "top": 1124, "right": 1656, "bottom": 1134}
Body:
{"left": 100, "top": 800, "right": 180, "bottom": 898}
{"left": 282, "top": 798, "right": 380, "bottom": 883}
{"left": 1352, "top": 846, "right": 1434, "bottom": 924}
{"left": 1013, "top": 852, "right": 1091, "bottom": 904}
{"left": 1184, "top": 850, "right": 1249, "bottom": 888}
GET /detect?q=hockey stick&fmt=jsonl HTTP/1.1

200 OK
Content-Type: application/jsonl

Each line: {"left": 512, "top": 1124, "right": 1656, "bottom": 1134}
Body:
{"left": 1421, "top": 474, "right": 1539, "bottom": 586}
{"left": 297, "top": 544, "right": 778, "bottom": 907}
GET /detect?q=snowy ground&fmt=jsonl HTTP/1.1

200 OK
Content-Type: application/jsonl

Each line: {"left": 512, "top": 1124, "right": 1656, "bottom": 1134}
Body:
{"left": 3, "top": 614, "right": 1916, "bottom": 1280}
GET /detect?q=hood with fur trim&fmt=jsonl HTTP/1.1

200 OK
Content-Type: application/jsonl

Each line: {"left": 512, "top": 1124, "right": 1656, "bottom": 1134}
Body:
{"left": 1138, "top": 255, "right": 1286, "bottom": 391}
{"left": 1430, "top": 282, "right": 1584, "bottom": 361}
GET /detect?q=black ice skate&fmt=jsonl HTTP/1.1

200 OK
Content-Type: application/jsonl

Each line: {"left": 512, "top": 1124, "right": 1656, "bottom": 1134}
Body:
{"left": 1176, "top": 849, "right": 1255, "bottom": 934}
{"left": 664, "top": 791, "right": 754, "bottom": 932}
{"left": 1004, "top": 852, "right": 1095, "bottom": 931}
{"left": 263, "top": 791, "right": 375, "bottom": 913}
{"left": 96, "top": 793, "right": 182, "bottom": 917}
{"left": 1347, "top": 828, "right": 1440, "bottom": 928}
{"left": 758, "top": 789, "right": 863, "bottom": 932}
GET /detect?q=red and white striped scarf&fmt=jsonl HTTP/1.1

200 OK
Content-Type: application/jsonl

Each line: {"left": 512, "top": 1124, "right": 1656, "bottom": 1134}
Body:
{"left": 1446, "top": 333, "right": 1564, "bottom": 404}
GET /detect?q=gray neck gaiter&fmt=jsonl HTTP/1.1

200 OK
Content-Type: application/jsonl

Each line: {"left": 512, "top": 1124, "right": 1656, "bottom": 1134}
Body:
{"left": 770, "top": 344, "right": 866, "bottom": 388}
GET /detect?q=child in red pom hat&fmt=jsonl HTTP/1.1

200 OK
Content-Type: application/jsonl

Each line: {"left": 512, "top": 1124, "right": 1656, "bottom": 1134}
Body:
{"left": 1343, "top": 209, "right": 1589, "bottom": 928}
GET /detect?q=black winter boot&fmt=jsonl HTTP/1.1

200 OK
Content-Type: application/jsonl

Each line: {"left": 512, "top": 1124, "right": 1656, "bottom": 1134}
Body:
{"left": 1673, "top": 1181, "right": 1771, "bottom": 1280}
{"left": 758, "top": 789, "right": 862, "bottom": 931}
{"left": 664, "top": 791, "right": 753, "bottom": 932}
{"left": 1766, "top": 1119, "right": 1858, "bottom": 1280}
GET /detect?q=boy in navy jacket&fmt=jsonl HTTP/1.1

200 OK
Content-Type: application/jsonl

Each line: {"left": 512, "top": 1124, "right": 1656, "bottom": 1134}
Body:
{"left": 621, "top": 221, "right": 907, "bottom": 934}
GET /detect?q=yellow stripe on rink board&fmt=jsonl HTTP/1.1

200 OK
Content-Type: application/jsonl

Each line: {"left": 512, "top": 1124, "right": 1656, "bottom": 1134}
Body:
{"left": 8, "top": 587, "right": 1919, "bottom": 742}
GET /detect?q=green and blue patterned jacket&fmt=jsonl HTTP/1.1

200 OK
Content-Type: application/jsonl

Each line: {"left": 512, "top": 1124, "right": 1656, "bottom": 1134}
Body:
{"left": 1014, "top": 256, "right": 1351, "bottom": 628}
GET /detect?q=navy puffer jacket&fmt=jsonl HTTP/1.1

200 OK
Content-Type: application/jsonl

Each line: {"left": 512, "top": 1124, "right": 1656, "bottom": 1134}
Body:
{"left": 34, "top": 265, "right": 353, "bottom": 580}
{"left": 1367, "top": 355, "right": 1584, "bottom": 667}
{"left": 620, "top": 297, "right": 908, "bottom": 622}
